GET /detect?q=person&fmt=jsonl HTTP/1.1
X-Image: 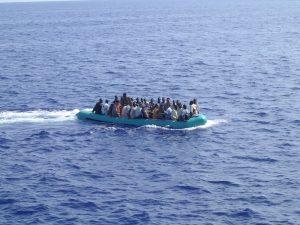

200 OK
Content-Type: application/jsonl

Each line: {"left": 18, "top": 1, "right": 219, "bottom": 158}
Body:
{"left": 161, "top": 97, "right": 166, "bottom": 108}
{"left": 149, "top": 98, "right": 155, "bottom": 109}
{"left": 136, "top": 97, "right": 140, "bottom": 105}
{"left": 102, "top": 100, "right": 109, "bottom": 115}
{"left": 190, "top": 99, "right": 199, "bottom": 116}
{"left": 181, "top": 104, "right": 189, "bottom": 120}
{"left": 157, "top": 104, "right": 165, "bottom": 119}
{"left": 164, "top": 105, "right": 172, "bottom": 120}
{"left": 177, "top": 103, "right": 183, "bottom": 120}
{"left": 171, "top": 105, "right": 178, "bottom": 120}
{"left": 141, "top": 104, "right": 149, "bottom": 118}
{"left": 129, "top": 102, "right": 136, "bottom": 119}
{"left": 134, "top": 103, "right": 143, "bottom": 118}
{"left": 189, "top": 100, "right": 196, "bottom": 117}
{"left": 193, "top": 98, "right": 200, "bottom": 115}
{"left": 121, "top": 103, "right": 130, "bottom": 118}
{"left": 121, "top": 93, "right": 130, "bottom": 107}
{"left": 112, "top": 100, "right": 121, "bottom": 117}
{"left": 92, "top": 99, "right": 103, "bottom": 114}
{"left": 165, "top": 97, "right": 171, "bottom": 110}
{"left": 152, "top": 104, "right": 160, "bottom": 119}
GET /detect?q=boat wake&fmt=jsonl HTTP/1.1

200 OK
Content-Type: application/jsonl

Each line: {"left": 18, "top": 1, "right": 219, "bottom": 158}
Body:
{"left": 0, "top": 109, "right": 80, "bottom": 125}
{"left": 139, "top": 119, "right": 227, "bottom": 131}
{"left": 0, "top": 109, "right": 227, "bottom": 130}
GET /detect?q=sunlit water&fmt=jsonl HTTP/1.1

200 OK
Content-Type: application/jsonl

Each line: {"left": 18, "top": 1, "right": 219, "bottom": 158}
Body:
{"left": 0, "top": 0, "right": 299, "bottom": 224}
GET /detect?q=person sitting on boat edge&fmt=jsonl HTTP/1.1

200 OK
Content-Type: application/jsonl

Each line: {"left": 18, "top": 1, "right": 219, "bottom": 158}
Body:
{"left": 102, "top": 100, "right": 109, "bottom": 115}
{"left": 164, "top": 105, "right": 172, "bottom": 120}
{"left": 193, "top": 98, "right": 200, "bottom": 115}
{"left": 171, "top": 105, "right": 178, "bottom": 120}
{"left": 141, "top": 103, "right": 149, "bottom": 119}
{"left": 134, "top": 103, "right": 143, "bottom": 118}
{"left": 112, "top": 99, "right": 121, "bottom": 117}
{"left": 189, "top": 100, "right": 198, "bottom": 117}
{"left": 121, "top": 103, "right": 131, "bottom": 118}
{"left": 180, "top": 104, "right": 189, "bottom": 121}
{"left": 92, "top": 98, "right": 103, "bottom": 114}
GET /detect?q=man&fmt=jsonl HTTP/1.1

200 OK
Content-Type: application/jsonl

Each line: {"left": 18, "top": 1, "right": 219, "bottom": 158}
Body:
{"left": 193, "top": 99, "right": 200, "bottom": 115}
{"left": 129, "top": 102, "right": 137, "bottom": 119}
{"left": 165, "top": 97, "right": 171, "bottom": 110}
{"left": 102, "top": 100, "right": 109, "bottom": 115}
{"left": 121, "top": 93, "right": 130, "bottom": 107}
{"left": 112, "top": 100, "right": 121, "bottom": 117}
{"left": 134, "top": 103, "right": 143, "bottom": 118}
{"left": 121, "top": 103, "right": 131, "bottom": 118}
{"left": 181, "top": 104, "right": 189, "bottom": 120}
{"left": 164, "top": 105, "right": 172, "bottom": 120}
{"left": 171, "top": 105, "right": 178, "bottom": 120}
{"left": 92, "top": 99, "right": 103, "bottom": 114}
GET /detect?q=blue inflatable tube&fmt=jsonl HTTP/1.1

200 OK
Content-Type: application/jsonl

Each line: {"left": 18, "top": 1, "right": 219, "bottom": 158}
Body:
{"left": 76, "top": 109, "right": 207, "bottom": 129}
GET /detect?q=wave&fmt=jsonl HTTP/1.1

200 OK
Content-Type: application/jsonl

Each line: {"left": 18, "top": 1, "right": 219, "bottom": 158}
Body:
{"left": 139, "top": 119, "right": 227, "bottom": 131}
{"left": 0, "top": 109, "right": 79, "bottom": 125}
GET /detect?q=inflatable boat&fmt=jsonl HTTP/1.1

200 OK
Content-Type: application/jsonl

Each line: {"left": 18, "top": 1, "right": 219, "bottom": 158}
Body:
{"left": 76, "top": 109, "right": 207, "bottom": 129}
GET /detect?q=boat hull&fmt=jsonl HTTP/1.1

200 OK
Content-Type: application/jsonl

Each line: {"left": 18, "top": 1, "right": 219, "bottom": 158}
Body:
{"left": 76, "top": 109, "right": 207, "bottom": 129}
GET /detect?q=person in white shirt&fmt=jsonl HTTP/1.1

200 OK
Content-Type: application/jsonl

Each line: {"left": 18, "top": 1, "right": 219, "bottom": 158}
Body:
{"left": 165, "top": 106, "right": 172, "bottom": 120}
{"left": 171, "top": 105, "right": 178, "bottom": 120}
{"left": 134, "top": 103, "right": 142, "bottom": 118}
{"left": 102, "top": 100, "right": 109, "bottom": 115}
{"left": 129, "top": 102, "right": 136, "bottom": 119}
{"left": 121, "top": 104, "right": 130, "bottom": 118}
{"left": 193, "top": 98, "right": 200, "bottom": 115}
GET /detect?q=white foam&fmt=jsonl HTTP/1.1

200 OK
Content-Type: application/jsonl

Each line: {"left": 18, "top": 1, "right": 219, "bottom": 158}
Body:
{"left": 139, "top": 119, "right": 227, "bottom": 131}
{"left": 0, "top": 109, "right": 80, "bottom": 125}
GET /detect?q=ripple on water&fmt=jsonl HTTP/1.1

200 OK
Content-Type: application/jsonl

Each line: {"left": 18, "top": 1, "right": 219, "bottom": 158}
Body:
{"left": 60, "top": 199, "right": 99, "bottom": 211}
{"left": 233, "top": 156, "right": 278, "bottom": 163}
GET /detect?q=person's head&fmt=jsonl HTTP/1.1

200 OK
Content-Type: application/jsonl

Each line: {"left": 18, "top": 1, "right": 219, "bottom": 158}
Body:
{"left": 114, "top": 96, "right": 118, "bottom": 101}
{"left": 162, "top": 97, "right": 165, "bottom": 103}
{"left": 167, "top": 98, "right": 170, "bottom": 103}
{"left": 105, "top": 100, "right": 109, "bottom": 104}
{"left": 150, "top": 98, "right": 154, "bottom": 103}
{"left": 193, "top": 99, "right": 197, "bottom": 104}
{"left": 123, "top": 93, "right": 127, "bottom": 98}
{"left": 136, "top": 97, "right": 139, "bottom": 102}
{"left": 99, "top": 98, "right": 103, "bottom": 103}
{"left": 157, "top": 97, "right": 161, "bottom": 103}
{"left": 174, "top": 105, "right": 178, "bottom": 110}
{"left": 189, "top": 101, "right": 193, "bottom": 105}
{"left": 133, "top": 102, "right": 136, "bottom": 107}
{"left": 183, "top": 104, "right": 187, "bottom": 109}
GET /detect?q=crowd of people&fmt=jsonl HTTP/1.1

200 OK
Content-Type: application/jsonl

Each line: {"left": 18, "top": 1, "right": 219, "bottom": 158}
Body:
{"left": 92, "top": 93, "right": 200, "bottom": 121}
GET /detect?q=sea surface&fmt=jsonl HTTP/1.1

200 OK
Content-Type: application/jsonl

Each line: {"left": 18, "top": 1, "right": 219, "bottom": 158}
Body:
{"left": 0, "top": 0, "right": 299, "bottom": 224}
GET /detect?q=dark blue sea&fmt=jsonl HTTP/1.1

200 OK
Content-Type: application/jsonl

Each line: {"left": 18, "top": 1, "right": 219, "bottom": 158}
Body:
{"left": 0, "top": 0, "right": 299, "bottom": 224}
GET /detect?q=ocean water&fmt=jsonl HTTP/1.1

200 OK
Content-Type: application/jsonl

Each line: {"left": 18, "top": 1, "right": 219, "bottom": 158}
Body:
{"left": 0, "top": 0, "right": 299, "bottom": 224}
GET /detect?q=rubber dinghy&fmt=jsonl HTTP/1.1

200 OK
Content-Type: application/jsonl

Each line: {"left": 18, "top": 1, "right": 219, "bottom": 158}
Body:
{"left": 76, "top": 109, "right": 207, "bottom": 129}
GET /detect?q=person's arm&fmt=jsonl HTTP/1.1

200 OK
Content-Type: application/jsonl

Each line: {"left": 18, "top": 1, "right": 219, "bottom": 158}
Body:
{"left": 92, "top": 103, "right": 97, "bottom": 113}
